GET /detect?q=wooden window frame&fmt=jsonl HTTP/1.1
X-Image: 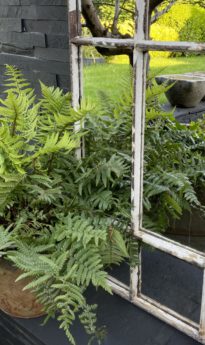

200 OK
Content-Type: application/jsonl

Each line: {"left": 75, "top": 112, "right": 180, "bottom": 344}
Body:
{"left": 68, "top": 0, "right": 205, "bottom": 343}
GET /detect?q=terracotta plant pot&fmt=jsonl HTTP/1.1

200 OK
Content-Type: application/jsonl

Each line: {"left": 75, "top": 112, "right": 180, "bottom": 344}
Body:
{"left": 0, "top": 259, "right": 45, "bottom": 318}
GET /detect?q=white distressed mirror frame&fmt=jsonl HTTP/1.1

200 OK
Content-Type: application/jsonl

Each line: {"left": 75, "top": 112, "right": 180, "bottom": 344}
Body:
{"left": 68, "top": 0, "right": 205, "bottom": 343}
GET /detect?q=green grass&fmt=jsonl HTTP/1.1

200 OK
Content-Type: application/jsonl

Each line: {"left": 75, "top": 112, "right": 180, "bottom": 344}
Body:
{"left": 84, "top": 63, "right": 130, "bottom": 100}
{"left": 84, "top": 55, "right": 205, "bottom": 100}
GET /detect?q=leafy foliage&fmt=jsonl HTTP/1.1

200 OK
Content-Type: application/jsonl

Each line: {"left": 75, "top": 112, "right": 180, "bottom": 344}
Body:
{"left": 81, "top": 74, "right": 205, "bottom": 233}
{"left": 2, "top": 65, "right": 205, "bottom": 344}
{"left": 0, "top": 65, "right": 129, "bottom": 345}
{"left": 0, "top": 225, "right": 13, "bottom": 256}
{"left": 143, "top": 118, "right": 205, "bottom": 231}
{"left": 156, "top": 3, "right": 205, "bottom": 56}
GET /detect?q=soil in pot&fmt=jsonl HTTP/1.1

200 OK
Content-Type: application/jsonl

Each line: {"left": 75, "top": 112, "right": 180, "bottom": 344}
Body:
{"left": 0, "top": 259, "right": 45, "bottom": 318}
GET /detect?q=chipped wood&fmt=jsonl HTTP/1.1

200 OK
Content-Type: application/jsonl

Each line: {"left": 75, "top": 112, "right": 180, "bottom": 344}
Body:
{"left": 71, "top": 36, "right": 134, "bottom": 47}
{"left": 137, "top": 40, "right": 205, "bottom": 52}
{"left": 108, "top": 277, "right": 202, "bottom": 343}
{"left": 139, "top": 228, "right": 205, "bottom": 268}
{"left": 72, "top": 37, "right": 205, "bottom": 54}
{"left": 107, "top": 279, "right": 130, "bottom": 301}
{"left": 69, "top": 11, "right": 78, "bottom": 39}
{"left": 130, "top": 0, "right": 149, "bottom": 302}
{"left": 68, "top": 0, "right": 84, "bottom": 158}
{"left": 200, "top": 269, "right": 205, "bottom": 342}
{"left": 134, "top": 295, "right": 201, "bottom": 343}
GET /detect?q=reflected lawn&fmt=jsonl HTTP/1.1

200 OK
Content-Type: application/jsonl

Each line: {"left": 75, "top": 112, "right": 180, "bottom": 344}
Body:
{"left": 84, "top": 55, "right": 205, "bottom": 101}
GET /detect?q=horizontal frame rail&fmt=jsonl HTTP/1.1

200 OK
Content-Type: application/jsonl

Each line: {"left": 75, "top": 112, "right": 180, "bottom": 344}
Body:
{"left": 137, "top": 40, "right": 205, "bottom": 52}
{"left": 107, "top": 275, "right": 130, "bottom": 300}
{"left": 138, "top": 229, "right": 205, "bottom": 268}
{"left": 108, "top": 277, "right": 202, "bottom": 343}
{"left": 200, "top": 270, "right": 205, "bottom": 341}
{"left": 71, "top": 37, "right": 205, "bottom": 53}
{"left": 71, "top": 36, "right": 134, "bottom": 47}
{"left": 134, "top": 294, "right": 200, "bottom": 343}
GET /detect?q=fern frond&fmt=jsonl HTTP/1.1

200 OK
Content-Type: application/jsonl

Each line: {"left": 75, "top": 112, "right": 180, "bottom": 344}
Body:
{"left": 0, "top": 175, "right": 22, "bottom": 209}
{"left": 55, "top": 214, "right": 107, "bottom": 247}
{"left": 0, "top": 225, "right": 14, "bottom": 255}
{"left": 4, "top": 65, "right": 33, "bottom": 97}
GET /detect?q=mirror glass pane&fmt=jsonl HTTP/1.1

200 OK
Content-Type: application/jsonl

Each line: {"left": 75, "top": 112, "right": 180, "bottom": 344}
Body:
{"left": 143, "top": 48, "right": 205, "bottom": 253}
{"left": 141, "top": 247, "right": 203, "bottom": 323}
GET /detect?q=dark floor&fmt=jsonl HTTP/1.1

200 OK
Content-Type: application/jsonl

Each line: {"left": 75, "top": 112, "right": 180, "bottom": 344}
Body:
{"left": 0, "top": 249, "right": 202, "bottom": 345}
{"left": 164, "top": 101, "right": 205, "bottom": 124}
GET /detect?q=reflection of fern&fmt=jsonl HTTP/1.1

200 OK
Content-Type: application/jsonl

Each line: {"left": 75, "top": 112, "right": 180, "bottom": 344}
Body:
{"left": 143, "top": 117, "right": 205, "bottom": 231}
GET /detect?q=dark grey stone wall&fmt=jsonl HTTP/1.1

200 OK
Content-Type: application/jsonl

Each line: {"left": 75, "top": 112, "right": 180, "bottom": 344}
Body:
{"left": 0, "top": 0, "right": 70, "bottom": 95}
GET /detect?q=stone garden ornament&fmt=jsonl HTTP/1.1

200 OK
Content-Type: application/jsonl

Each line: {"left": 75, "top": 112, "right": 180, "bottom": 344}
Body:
{"left": 156, "top": 73, "right": 205, "bottom": 108}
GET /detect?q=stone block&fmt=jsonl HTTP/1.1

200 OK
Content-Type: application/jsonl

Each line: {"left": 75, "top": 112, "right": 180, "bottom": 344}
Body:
{"left": 21, "top": 0, "right": 66, "bottom": 5}
{"left": 0, "top": 32, "right": 45, "bottom": 49}
{"left": 22, "top": 70, "right": 57, "bottom": 93}
{"left": 0, "top": 44, "right": 33, "bottom": 56}
{"left": 35, "top": 6, "right": 67, "bottom": 20}
{"left": 0, "top": 0, "right": 20, "bottom": 4}
{"left": 23, "top": 20, "right": 67, "bottom": 34}
{"left": 0, "top": 6, "right": 25, "bottom": 18}
{"left": 0, "top": 0, "right": 69, "bottom": 96}
{"left": 32, "top": 71, "right": 57, "bottom": 86}
{"left": 0, "top": 52, "right": 69, "bottom": 75}
{"left": 35, "top": 48, "right": 68, "bottom": 62}
{"left": 0, "top": 67, "right": 57, "bottom": 97}
{"left": 57, "top": 74, "right": 70, "bottom": 90}
{"left": 0, "top": 19, "right": 22, "bottom": 32}
{"left": 46, "top": 34, "right": 68, "bottom": 49}
{"left": 0, "top": 6, "right": 66, "bottom": 21}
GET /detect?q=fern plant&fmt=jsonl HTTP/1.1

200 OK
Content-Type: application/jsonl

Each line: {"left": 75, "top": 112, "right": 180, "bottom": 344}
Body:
{"left": 1, "top": 65, "right": 205, "bottom": 345}
{"left": 0, "top": 65, "right": 129, "bottom": 345}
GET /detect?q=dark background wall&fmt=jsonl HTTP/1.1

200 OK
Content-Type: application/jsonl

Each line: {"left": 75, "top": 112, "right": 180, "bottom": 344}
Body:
{"left": 0, "top": 0, "right": 70, "bottom": 94}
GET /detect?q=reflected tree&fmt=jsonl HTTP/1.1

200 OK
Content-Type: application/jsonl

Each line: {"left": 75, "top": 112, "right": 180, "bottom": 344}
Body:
{"left": 81, "top": 0, "right": 204, "bottom": 63}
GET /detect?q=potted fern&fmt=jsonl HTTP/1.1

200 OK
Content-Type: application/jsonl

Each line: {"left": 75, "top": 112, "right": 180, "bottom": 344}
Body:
{"left": 0, "top": 65, "right": 129, "bottom": 345}
{"left": 1, "top": 65, "right": 205, "bottom": 345}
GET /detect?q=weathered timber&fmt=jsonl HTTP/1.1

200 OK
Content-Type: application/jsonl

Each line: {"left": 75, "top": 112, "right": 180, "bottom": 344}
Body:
{"left": 72, "top": 36, "right": 134, "bottom": 48}
{"left": 71, "top": 37, "right": 205, "bottom": 54}
{"left": 137, "top": 40, "right": 205, "bottom": 52}
{"left": 68, "top": 0, "right": 84, "bottom": 159}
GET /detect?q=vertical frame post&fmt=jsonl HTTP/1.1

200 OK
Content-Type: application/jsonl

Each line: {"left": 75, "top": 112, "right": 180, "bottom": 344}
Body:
{"left": 68, "top": 0, "right": 83, "bottom": 158}
{"left": 200, "top": 269, "right": 205, "bottom": 342}
{"left": 130, "top": 0, "right": 149, "bottom": 301}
